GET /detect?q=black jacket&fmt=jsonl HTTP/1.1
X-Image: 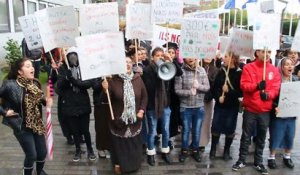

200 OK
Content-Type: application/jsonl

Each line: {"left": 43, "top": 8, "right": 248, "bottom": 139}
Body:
{"left": 55, "top": 65, "right": 93, "bottom": 117}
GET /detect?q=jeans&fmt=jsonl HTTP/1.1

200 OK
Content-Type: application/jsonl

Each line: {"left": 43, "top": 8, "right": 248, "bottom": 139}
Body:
{"left": 238, "top": 110, "right": 270, "bottom": 165}
{"left": 180, "top": 107, "right": 205, "bottom": 149}
{"left": 14, "top": 128, "right": 47, "bottom": 168}
{"left": 141, "top": 116, "right": 148, "bottom": 144}
{"left": 147, "top": 107, "right": 171, "bottom": 151}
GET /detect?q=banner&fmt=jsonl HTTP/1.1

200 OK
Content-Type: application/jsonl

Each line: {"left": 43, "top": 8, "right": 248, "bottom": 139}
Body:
{"left": 152, "top": 25, "right": 181, "bottom": 48}
{"left": 80, "top": 2, "right": 119, "bottom": 35}
{"left": 76, "top": 32, "right": 126, "bottom": 80}
{"left": 35, "top": 6, "right": 79, "bottom": 52}
{"left": 277, "top": 82, "right": 300, "bottom": 118}
{"left": 151, "top": 0, "right": 183, "bottom": 24}
{"left": 226, "top": 28, "right": 253, "bottom": 57}
{"left": 18, "top": 14, "right": 43, "bottom": 50}
{"left": 179, "top": 18, "right": 220, "bottom": 59}
{"left": 126, "top": 3, "right": 152, "bottom": 40}
{"left": 291, "top": 20, "right": 300, "bottom": 52}
{"left": 253, "top": 13, "right": 280, "bottom": 50}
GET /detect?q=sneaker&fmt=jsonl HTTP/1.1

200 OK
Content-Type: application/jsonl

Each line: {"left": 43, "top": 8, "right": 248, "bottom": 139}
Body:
{"left": 98, "top": 150, "right": 106, "bottom": 158}
{"left": 254, "top": 164, "right": 268, "bottom": 175}
{"left": 179, "top": 149, "right": 188, "bottom": 163}
{"left": 73, "top": 150, "right": 81, "bottom": 162}
{"left": 283, "top": 158, "right": 294, "bottom": 169}
{"left": 88, "top": 150, "right": 97, "bottom": 161}
{"left": 267, "top": 159, "right": 277, "bottom": 169}
{"left": 104, "top": 150, "right": 110, "bottom": 159}
{"left": 191, "top": 149, "right": 202, "bottom": 162}
{"left": 232, "top": 161, "right": 246, "bottom": 171}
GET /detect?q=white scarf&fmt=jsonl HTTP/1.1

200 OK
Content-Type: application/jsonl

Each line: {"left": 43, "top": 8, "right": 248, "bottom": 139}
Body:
{"left": 118, "top": 73, "right": 136, "bottom": 125}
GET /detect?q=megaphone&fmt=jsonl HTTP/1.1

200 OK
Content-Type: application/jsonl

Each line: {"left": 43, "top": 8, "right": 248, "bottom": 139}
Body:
{"left": 156, "top": 59, "right": 176, "bottom": 81}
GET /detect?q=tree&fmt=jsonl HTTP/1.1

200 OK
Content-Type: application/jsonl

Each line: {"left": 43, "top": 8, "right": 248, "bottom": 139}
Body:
{"left": 3, "top": 39, "right": 22, "bottom": 66}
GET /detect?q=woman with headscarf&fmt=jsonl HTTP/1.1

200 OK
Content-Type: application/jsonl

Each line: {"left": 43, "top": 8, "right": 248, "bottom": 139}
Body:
{"left": 101, "top": 57, "right": 148, "bottom": 174}
{"left": 267, "top": 57, "right": 298, "bottom": 169}
{"left": 0, "top": 58, "right": 50, "bottom": 175}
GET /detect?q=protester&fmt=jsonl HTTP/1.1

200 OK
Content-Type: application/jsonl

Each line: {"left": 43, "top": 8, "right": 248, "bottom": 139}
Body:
{"left": 175, "top": 58, "right": 210, "bottom": 162}
{"left": 232, "top": 49, "right": 281, "bottom": 175}
{"left": 142, "top": 47, "right": 174, "bottom": 166}
{"left": 55, "top": 47, "right": 96, "bottom": 162}
{"left": 101, "top": 57, "right": 148, "bottom": 174}
{"left": 285, "top": 49, "right": 300, "bottom": 78}
{"left": 210, "top": 52, "right": 242, "bottom": 161}
{"left": 21, "top": 38, "right": 43, "bottom": 78}
{"left": 267, "top": 57, "right": 298, "bottom": 169}
{"left": 0, "top": 58, "right": 50, "bottom": 175}
{"left": 92, "top": 78, "right": 111, "bottom": 159}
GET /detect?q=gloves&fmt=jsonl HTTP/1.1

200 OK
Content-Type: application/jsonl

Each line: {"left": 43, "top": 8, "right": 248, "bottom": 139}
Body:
{"left": 260, "top": 91, "right": 268, "bottom": 101}
{"left": 257, "top": 80, "right": 266, "bottom": 90}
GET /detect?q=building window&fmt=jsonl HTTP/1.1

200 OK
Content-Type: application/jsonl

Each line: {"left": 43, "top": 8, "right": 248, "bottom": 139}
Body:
{"left": 0, "top": 0, "right": 9, "bottom": 33}
{"left": 27, "top": 1, "right": 37, "bottom": 14}
{"left": 39, "top": 2, "right": 46, "bottom": 10}
{"left": 13, "top": 0, "right": 24, "bottom": 32}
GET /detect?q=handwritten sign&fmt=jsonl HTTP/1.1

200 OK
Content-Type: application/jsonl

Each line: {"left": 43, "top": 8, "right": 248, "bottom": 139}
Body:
{"left": 184, "top": 9, "right": 219, "bottom": 19}
{"left": 151, "top": 0, "right": 183, "bottom": 24}
{"left": 76, "top": 32, "right": 126, "bottom": 80}
{"left": 126, "top": 3, "right": 152, "bottom": 40}
{"left": 291, "top": 20, "right": 300, "bottom": 52}
{"left": 226, "top": 28, "right": 253, "bottom": 57}
{"left": 152, "top": 25, "right": 181, "bottom": 48}
{"left": 253, "top": 13, "right": 280, "bottom": 50}
{"left": 18, "top": 14, "right": 43, "bottom": 50}
{"left": 35, "top": 6, "right": 79, "bottom": 52}
{"left": 80, "top": 2, "right": 119, "bottom": 35}
{"left": 179, "top": 18, "right": 220, "bottom": 59}
{"left": 277, "top": 81, "right": 300, "bottom": 118}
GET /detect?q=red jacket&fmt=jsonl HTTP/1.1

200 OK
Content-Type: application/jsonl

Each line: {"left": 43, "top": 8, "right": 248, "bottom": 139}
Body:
{"left": 240, "top": 59, "right": 281, "bottom": 113}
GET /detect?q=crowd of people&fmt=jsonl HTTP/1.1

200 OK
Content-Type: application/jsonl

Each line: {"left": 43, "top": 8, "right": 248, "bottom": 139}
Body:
{"left": 0, "top": 37, "right": 300, "bottom": 175}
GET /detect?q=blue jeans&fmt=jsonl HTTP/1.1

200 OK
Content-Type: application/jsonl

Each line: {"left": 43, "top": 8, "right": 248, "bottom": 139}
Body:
{"left": 180, "top": 107, "right": 205, "bottom": 149}
{"left": 147, "top": 107, "right": 171, "bottom": 150}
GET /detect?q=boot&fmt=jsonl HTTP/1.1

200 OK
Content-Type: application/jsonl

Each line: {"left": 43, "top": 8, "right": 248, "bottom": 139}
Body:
{"left": 23, "top": 167, "right": 33, "bottom": 175}
{"left": 223, "top": 136, "right": 233, "bottom": 161}
{"left": 36, "top": 160, "right": 48, "bottom": 175}
{"left": 179, "top": 148, "right": 189, "bottom": 162}
{"left": 161, "top": 153, "right": 172, "bottom": 164}
{"left": 147, "top": 155, "right": 155, "bottom": 166}
{"left": 209, "top": 134, "right": 220, "bottom": 159}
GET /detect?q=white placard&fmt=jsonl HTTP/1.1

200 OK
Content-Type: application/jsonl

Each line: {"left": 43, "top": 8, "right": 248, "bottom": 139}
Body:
{"left": 179, "top": 18, "right": 220, "bottom": 59}
{"left": 291, "top": 20, "right": 300, "bottom": 52}
{"left": 277, "top": 81, "right": 300, "bottom": 118}
{"left": 151, "top": 0, "right": 183, "bottom": 24}
{"left": 80, "top": 2, "right": 119, "bottom": 35}
{"left": 260, "top": 0, "right": 274, "bottom": 13}
{"left": 126, "top": 3, "right": 152, "bottom": 40}
{"left": 184, "top": 9, "right": 219, "bottom": 19}
{"left": 219, "top": 36, "right": 230, "bottom": 54}
{"left": 253, "top": 13, "right": 280, "bottom": 50}
{"left": 35, "top": 6, "right": 79, "bottom": 52}
{"left": 152, "top": 25, "right": 181, "bottom": 48}
{"left": 183, "top": 0, "right": 200, "bottom": 6}
{"left": 18, "top": 14, "right": 43, "bottom": 50}
{"left": 246, "top": 3, "right": 259, "bottom": 26}
{"left": 76, "top": 32, "right": 126, "bottom": 80}
{"left": 226, "top": 28, "right": 253, "bottom": 57}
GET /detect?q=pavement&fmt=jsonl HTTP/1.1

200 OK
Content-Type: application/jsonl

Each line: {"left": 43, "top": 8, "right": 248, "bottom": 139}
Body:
{"left": 1, "top": 92, "right": 300, "bottom": 175}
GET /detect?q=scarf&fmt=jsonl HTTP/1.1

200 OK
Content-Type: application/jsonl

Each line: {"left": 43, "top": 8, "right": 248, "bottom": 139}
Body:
{"left": 17, "top": 77, "right": 45, "bottom": 135}
{"left": 118, "top": 73, "right": 136, "bottom": 125}
{"left": 70, "top": 66, "right": 80, "bottom": 93}
{"left": 150, "top": 63, "right": 168, "bottom": 118}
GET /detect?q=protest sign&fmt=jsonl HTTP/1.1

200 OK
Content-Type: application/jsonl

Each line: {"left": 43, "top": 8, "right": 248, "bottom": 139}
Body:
{"left": 277, "top": 81, "right": 300, "bottom": 118}
{"left": 219, "top": 36, "right": 230, "bottom": 54}
{"left": 35, "top": 6, "right": 79, "bottom": 52}
{"left": 152, "top": 25, "right": 181, "bottom": 48}
{"left": 179, "top": 18, "right": 220, "bottom": 59}
{"left": 291, "top": 20, "right": 300, "bottom": 52}
{"left": 226, "top": 28, "right": 253, "bottom": 57}
{"left": 80, "top": 2, "right": 119, "bottom": 35}
{"left": 246, "top": 3, "right": 259, "bottom": 26}
{"left": 126, "top": 3, "right": 152, "bottom": 40}
{"left": 151, "top": 0, "right": 183, "bottom": 24}
{"left": 253, "top": 13, "right": 280, "bottom": 50}
{"left": 76, "top": 32, "right": 126, "bottom": 80}
{"left": 184, "top": 9, "right": 219, "bottom": 19}
{"left": 18, "top": 14, "right": 43, "bottom": 50}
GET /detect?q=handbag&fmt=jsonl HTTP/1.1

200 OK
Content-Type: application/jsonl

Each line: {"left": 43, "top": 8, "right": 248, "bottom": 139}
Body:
{"left": 3, "top": 113, "right": 22, "bottom": 132}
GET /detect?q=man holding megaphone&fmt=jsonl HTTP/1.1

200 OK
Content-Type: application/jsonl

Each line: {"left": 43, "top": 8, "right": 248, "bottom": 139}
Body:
{"left": 142, "top": 47, "right": 182, "bottom": 166}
